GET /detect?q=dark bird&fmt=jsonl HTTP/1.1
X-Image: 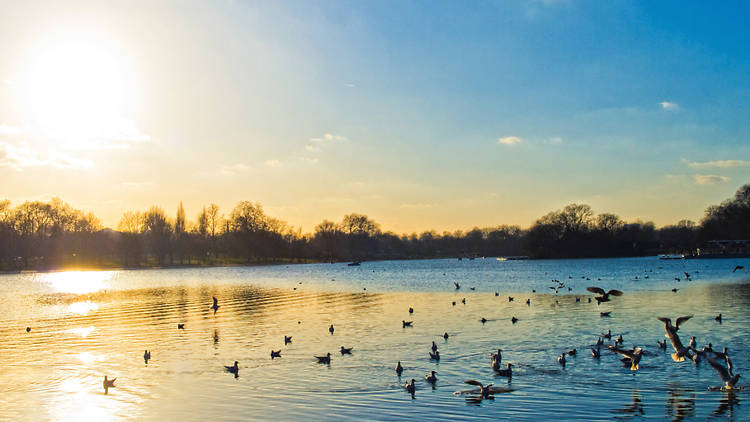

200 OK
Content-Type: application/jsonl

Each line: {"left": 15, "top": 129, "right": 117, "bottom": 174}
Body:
{"left": 596, "top": 337, "right": 604, "bottom": 347}
{"left": 26, "top": 327, "right": 31, "bottom": 333}
{"left": 143, "top": 350, "right": 151, "bottom": 363}
{"left": 409, "top": 307, "right": 414, "bottom": 314}
{"left": 491, "top": 348, "right": 502, "bottom": 364}
{"left": 177, "top": 323, "right": 185, "bottom": 329}
{"left": 526, "top": 299, "right": 531, "bottom": 306}
{"left": 615, "top": 335, "right": 624, "bottom": 346}
{"left": 464, "top": 380, "right": 495, "bottom": 399}
{"left": 455, "top": 282, "right": 461, "bottom": 290}
{"left": 672, "top": 288, "right": 679, "bottom": 293}
{"left": 481, "top": 317, "right": 487, "bottom": 324}
{"left": 495, "top": 292, "right": 499, "bottom": 296}
{"left": 511, "top": 316, "right": 519, "bottom": 324}
{"left": 225, "top": 361, "right": 239, "bottom": 374}
{"left": 211, "top": 296, "right": 219, "bottom": 313}
{"left": 567, "top": 349, "right": 577, "bottom": 356}
{"left": 425, "top": 371, "right": 438, "bottom": 384}
{"left": 340, "top": 346, "right": 353, "bottom": 355}
{"left": 315, "top": 353, "right": 331, "bottom": 364}
{"left": 452, "top": 301, "right": 456, "bottom": 306}
{"left": 657, "top": 340, "right": 667, "bottom": 350}
{"left": 429, "top": 350, "right": 440, "bottom": 361}
{"left": 576, "top": 297, "right": 580, "bottom": 302}
{"left": 396, "top": 361, "right": 404, "bottom": 376}
{"left": 470, "top": 287, "right": 476, "bottom": 291}
{"left": 329, "top": 324, "right": 335, "bottom": 334}
{"left": 508, "top": 296, "right": 514, "bottom": 302}
{"left": 403, "top": 320, "right": 413, "bottom": 328}
{"left": 689, "top": 336, "right": 697, "bottom": 349}
{"left": 600, "top": 312, "right": 611, "bottom": 317}
{"left": 461, "top": 298, "right": 466, "bottom": 304}
{"left": 495, "top": 363, "right": 512, "bottom": 378}
{"left": 658, "top": 316, "right": 694, "bottom": 362}
{"left": 284, "top": 336, "right": 292, "bottom": 345}
{"left": 603, "top": 329, "right": 612, "bottom": 340}
{"left": 558, "top": 353, "right": 566, "bottom": 367}
{"left": 431, "top": 341, "right": 438, "bottom": 353}
{"left": 715, "top": 313, "right": 722, "bottom": 323}
{"left": 271, "top": 350, "right": 281, "bottom": 359}
{"left": 443, "top": 332, "right": 449, "bottom": 340}
{"left": 609, "top": 346, "right": 643, "bottom": 371}
{"left": 405, "top": 378, "right": 416, "bottom": 396}
{"left": 733, "top": 265, "right": 745, "bottom": 273}
{"left": 674, "top": 277, "right": 681, "bottom": 282}
{"left": 103, "top": 376, "right": 116, "bottom": 390}
{"left": 586, "top": 287, "right": 623, "bottom": 304}
{"left": 591, "top": 346, "right": 601, "bottom": 358}
{"left": 706, "top": 355, "right": 741, "bottom": 390}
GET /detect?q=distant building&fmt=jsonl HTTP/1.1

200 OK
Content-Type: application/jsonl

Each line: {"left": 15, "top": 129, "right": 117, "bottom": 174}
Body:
{"left": 692, "top": 240, "right": 750, "bottom": 258}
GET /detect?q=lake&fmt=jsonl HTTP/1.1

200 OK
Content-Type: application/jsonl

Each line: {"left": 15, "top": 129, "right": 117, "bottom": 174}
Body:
{"left": 1, "top": 257, "right": 749, "bottom": 421}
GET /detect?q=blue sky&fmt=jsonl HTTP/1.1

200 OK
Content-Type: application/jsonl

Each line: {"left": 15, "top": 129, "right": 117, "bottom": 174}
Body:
{"left": 0, "top": 0, "right": 748, "bottom": 232}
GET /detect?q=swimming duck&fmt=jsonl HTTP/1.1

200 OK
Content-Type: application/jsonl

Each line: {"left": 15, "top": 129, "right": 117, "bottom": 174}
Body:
{"left": 591, "top": 346, "right": 601, "bottom": 358}
{"left": 461, "top": 298, "right": 466, "bottom": 304}
{"left": 688, "top": 336, "right": 697, "bottom": 349}
{"left": 567, "top": 349, "right": 577, "bottom": 356}
{"left": 143, "top": 350, "right": 151, "bottom": 363}
{"left": 715, "top": 313, "right": 722, "bottom": 323}
{"left": 329, "top": 324, "right": 334, "bottom": 335}
{"left": 429, "top": 350, "right": 440, "bottom": 361}
{"left": 495, "top": 363, "right": 512, "bottom": 378}
{"left": 340, "top": 346, "right": 353, "bottom": 355}
{"left": 103, "top": 376, "right": 116, "bottom": 389}
{"left": 491, "top": 348, "right": 502, "bottom": 364}
{"left": 177, "top": 323, "right": 185, "bottom": 329}
{"left": 409, "top": 307, "right": 414, "bottom": 314}
{"left": 396, "top": 361, "right": 404, "bottom": 376}
{"left": 511, "top": 316, "right": 519, "bottom": 324}
{"left": 431, "top": 342, "right": 438, "bottom": 353}
{"left": 403, "top": 320, "right": 413, "bottom": 328}
{"left": 558, "top": 353, "right": 566, "bottom": 366}
{"left": 315, "top": 353, "right": 331, "bottom": 364}
{"left": 596, "top": 337, "right": 604, "bottom": 347}
{"left": 425, "top": 371, "right": 438, "bottom": 383}
{"left": 480, "top": 317, "right": 487, "bottom": 324}
{"left": 271, "top": 350, "right": 281, "bottom": 359}
{"left": 602, "top": 330, "right": 612, "bottom": 340}
{"left": 443, "top": 332, "right": 449, "bottom": 340}
{"left": 600, "top": 312, "right": 611, "bottom": 317}
{"left": 405, "top": 379, "right": 416, "bottom": 396}
{"left": 284, "top": 336, "right": 292, "bottom": 345}
{"left": 26, "top": 327, "right": 31, "bottom": 333}
{"left": 657, "top": 339, "right": 666, "bottom": 350}
{"left": 526, "top": 299, "right": 531, "bottom": 306}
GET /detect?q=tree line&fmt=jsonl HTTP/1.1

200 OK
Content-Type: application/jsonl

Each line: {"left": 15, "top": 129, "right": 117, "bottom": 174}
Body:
{"left": 0, "top": 184, "right": 747, "bottom": 270}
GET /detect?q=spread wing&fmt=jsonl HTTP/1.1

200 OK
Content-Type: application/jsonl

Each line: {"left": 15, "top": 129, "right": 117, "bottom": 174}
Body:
{"left": 587, "top": 287, "right": 606, "bottom": 295}
{"left": 607, "top": 289, "right": 623, "bottom": 296}
{"left": 675, "top": 315, "right": 693, "bottom": 329}
{"left": 609, "top": 346, "right": 636, "bottom": 360}
{"left": 657, "top": 317, "right": 672, "bottom": 325}
{"left": 464, "top": 380, "right": 483, "bottom": 387}
{"left": 706, "top": 356, "right": 731, "bottom": 382}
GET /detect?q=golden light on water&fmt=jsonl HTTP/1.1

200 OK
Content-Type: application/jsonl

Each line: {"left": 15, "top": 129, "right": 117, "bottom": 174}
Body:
{"left": 66, "top": 326, "right": 96, "bottom": 337}
{"left": 41, "top": 271, "right": 117, "bottom": 294}
{"left": 68, "top": 301, "right": 101, "bottom": 315}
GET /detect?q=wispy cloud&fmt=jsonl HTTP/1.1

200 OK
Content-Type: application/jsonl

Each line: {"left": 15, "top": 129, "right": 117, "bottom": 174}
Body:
{"left": 660, "top": 101, "right": 679, "bottom": 111}
{"left": 264, "top": 159, "right": 281, "bottom": 167}
{"left": 305, "top": 144, "right": 321, "bottom": 152}
{"left": 310, "top": 133, "right": 348, "bottom": 144}
{"left": 498, "top": 136, "right": 523, "bottom": 146}
{"left": 219, "top": 163, "right": 252, "bottom": 175}
{"left": 683, "top": 158, "right": 750, "bottom": 168}
{"left": 694, "top": 174, "right": 730, "bottom": 186}
{"left": 0, "top": 142, "right": 92, "bottom": 170}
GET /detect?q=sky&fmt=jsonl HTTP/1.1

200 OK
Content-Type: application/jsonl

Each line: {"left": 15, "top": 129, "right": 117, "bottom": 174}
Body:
{"left": 0, "top": 0, "right": 749, "bottom": 234}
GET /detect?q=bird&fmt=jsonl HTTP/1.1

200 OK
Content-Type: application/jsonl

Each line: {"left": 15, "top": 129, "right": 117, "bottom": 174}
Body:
{"left": 706, "top": 355, "right": 741, "bottom": 390}
{"left": 526, "top": 299, "right": 531, "bottom": 306}
{"left": 609, "top": 346, "right": 643, "bottom": 371}
{"left": 600, "top": 312, "right": 611, "bottom": 317}
{"left": 425, "top": 371, "right": 438, "bottom": 384}
{"left": 271, "top": 350, "right": 281, "bottom": 359}
{"left": 733, "top": 265, "right": 745, "bottom": 273}
{"left": 491, "top": 348, "right": 502, "bottom": 364}
{"left": 329, "top": 324, "right": 335, "bottom": 335}
{"left": 508, "top": 296, "right": 514, "bottom": 302}
{"left": 455, "top": 282, "right": 461, "bottom": 290}
{"left": 461, "top": 298, "right": 466, "bottom": 304}
{"left": 403, "top": 320, "right": 413, "bottom": 328}
{"left": 480, "top": 317, "right": 487, "bottom": 324}
{"left": 615, "top": 335, "right": 624, "bottom": 346}
{"left": 657, "top": 340, "right": 667, "bottom": 350}
{"left": 591, "top": 346, "right": 601, "bottom": 358}
{"left": 443, "top": 332, "right": 449, "bottom": 340}
{"left": 429, "top": 350, "right": 440, "bottom": 361}
{"left": 396, "top": 361, "right": 404, "bottom": 376}
{"left": 409, "top": 307, "right": 414, "bottom": 314}
{"left": 596, "top": 337, "right": 604, "bottom": 347}
{"left": 586, "top": 287, "right": 623, "bottom": 304}
{"left": 103, "top": 376, "right": 116, "bottom": 389}
{"left": 177, "top": 323, "right": 185, "bottom": 329}
{"left": 431, "top": 341, "right": 438, "bottom": 353}
{"left": 715, "top": 313, "right": 723, "bottom": 323}
{"left": 558, "top": 353, "right": 566, "bottom": 366}
{"left": 405, "top": 379, "right": 416, "bottom": 396}
{"left": 284, "top": 336, "right": 292, "bottom": 345}
{"left": 143, "top": 350, "right": 151, "bottom": 363}
{"left": 340, "top": 346, "right": 353, "bottom": 355}
{"left": 225, "top": 361, "right": 239, "bottom": 374}
{"left": 576, "top": 297, "right": 580, "bottom": 302}
{"left": 511, "top": 316, "right": 519, "bottom": 324}
{"left": 464, "top": 380, "right": 495, "bottom": 399}
{"left": 672, "top": 288, "right": 679, "bottom": 293}
{"left": 689, "top": 336, "right": 697, "bottom": 349}
{"left": 470, "top": 287, "right": 476, "bottom": 291}
{"left": 25, "top": 327, "right": 31, "bottom": 333}
{"left": 495, "top": 363, "right": 513, "bottom": 377}
{"left": 567, "top": 349, "right": 577, "bottom": 356}
{"left": 211, "top": 296, "right": 219, "bottom": 313}
{"left": 315, "top": 353, "right": 331, "bottom": 364}
{"left": 452, "top": 301, "right": 456, "bottom": 306}
{"left": 658, "top": 316, "right": 694, "bottom": 362}
{"left": 603, "top": 330, "right": 612, "bottom": 340}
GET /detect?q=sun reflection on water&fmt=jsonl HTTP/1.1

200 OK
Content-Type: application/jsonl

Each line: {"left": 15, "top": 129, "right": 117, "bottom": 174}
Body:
{"left": 40, "top": 271, "right": 117, "bottom": 294}
{"left": 68, "top": 301, "right": 100, "bottom": 315}
{"left": 66, "top": 326, "right": 96, "bottom": 337}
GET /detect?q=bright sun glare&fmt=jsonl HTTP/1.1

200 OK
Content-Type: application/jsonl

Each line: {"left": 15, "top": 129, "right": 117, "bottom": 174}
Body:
{"left": 15, "top": 30, "right": 134, "bottom": 148}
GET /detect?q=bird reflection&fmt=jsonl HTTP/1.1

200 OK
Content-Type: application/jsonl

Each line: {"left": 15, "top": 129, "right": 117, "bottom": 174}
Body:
{"left": 665, "top": 386, "right": 695, "bottom": 422}
{"left": 610, "top": 390, "right": 644, "bottom": 418}
{"left": 213, "top": 329, "right": 219, "bottom": 346}
{"left": 712, "top": 390, "right": 740, "bottom": 418}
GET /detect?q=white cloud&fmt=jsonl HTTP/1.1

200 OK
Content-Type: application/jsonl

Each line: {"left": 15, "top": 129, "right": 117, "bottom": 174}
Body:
{"left": 0, "top": 142, "right": 92, "bottom": 170}
{"left": 694, "top": 174, "right": 730, "bottom": 186}
{"left": 310, "top": 133, "right": 348, "bottom": 143}
{"left": 264, "top": 159, "right": 281, "bottom": 167}
{"left": 305, "top": 144, "right": 321, "bottom": 152}
{"left": 660, "top": 101, "right": 679, "bottom": 111}
{"left": 498, "top": 136, "right": 523, "bottom": 146}
{"left": 683, "top": 158, "right": 750, "bottom": 168}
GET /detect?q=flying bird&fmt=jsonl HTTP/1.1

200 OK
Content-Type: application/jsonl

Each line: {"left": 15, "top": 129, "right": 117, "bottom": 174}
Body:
{"left": 586, "top": 287, "right": 623, "bottom": 304}
{"left": 211, "top": 296, "right": 219, "bottom": 313}
{"left": 658, "top": 316, "right": 694, "bottom": 362}
{"left": 706, "top": 355, "right": 741, "bottom": 390}
{"left": 609, "top": 346, "right": 643, "bottom": 371}
{"left": 732, "top": 265, "right": 744, "bottom": 273}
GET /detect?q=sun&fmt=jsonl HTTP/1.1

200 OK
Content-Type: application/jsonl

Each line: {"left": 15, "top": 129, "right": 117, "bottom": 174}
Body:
{"left": 14, "top": 29, "right": 135, "bottom": 148}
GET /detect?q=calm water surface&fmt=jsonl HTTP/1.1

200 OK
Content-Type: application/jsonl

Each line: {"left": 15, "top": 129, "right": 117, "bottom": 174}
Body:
{"left": 1, "top": 257, "right": 750, "bottom": 421}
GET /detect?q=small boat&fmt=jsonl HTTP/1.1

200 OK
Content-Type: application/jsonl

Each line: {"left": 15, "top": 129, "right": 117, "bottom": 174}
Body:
{"left": 347, "top": 261, "right": 361, "bottom": 266}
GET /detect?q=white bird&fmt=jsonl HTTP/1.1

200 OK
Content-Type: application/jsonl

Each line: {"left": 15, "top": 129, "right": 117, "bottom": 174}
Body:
{"left": 706, "top": 355, "right": 741, "bottom": 390}
{"left": 609, "top": 346, "right": 643, "bottom": 371}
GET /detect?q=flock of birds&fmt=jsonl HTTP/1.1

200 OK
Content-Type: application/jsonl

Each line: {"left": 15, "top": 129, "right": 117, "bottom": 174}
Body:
{"left": 23, "top": 263, "right": 746, "bottom": 402}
